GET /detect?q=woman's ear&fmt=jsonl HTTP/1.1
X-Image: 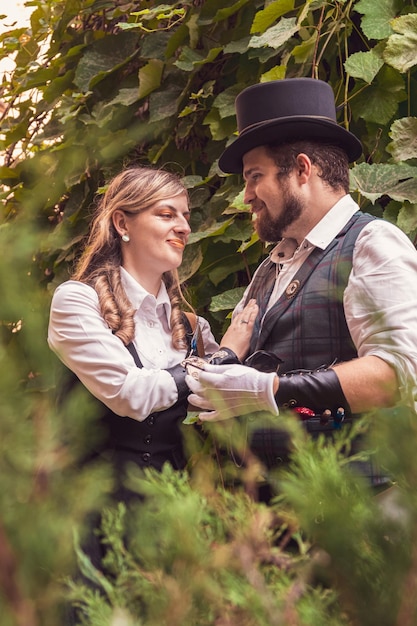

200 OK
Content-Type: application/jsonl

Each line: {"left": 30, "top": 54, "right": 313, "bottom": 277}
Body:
{"left": 112, "top": 209, "right": 127, "bottom": 237}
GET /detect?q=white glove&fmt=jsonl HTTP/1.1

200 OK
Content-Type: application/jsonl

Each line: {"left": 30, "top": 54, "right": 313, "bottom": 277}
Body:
{"left": 186, "top": 363, "right": 278, "bottom": 422}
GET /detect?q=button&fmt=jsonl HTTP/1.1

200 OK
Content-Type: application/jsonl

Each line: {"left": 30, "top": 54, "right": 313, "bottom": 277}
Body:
{"left": 148, "top": 415, "right": 155, "bottom": 425}
{"left": 142, "top": 452, "right": 151, "bottom": 463}
{"left": 144, "top": 434, "right": 152, "bottom": 444}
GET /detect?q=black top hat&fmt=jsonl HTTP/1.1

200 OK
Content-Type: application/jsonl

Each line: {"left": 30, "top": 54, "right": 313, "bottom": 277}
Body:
{"left": 218, "top": 78, "right": 362, "bottom": 174}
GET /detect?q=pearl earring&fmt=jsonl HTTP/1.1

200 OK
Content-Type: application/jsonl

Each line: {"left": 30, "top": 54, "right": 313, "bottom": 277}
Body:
{"left": 121, "top": 233, "right": 130, "bottom": 243}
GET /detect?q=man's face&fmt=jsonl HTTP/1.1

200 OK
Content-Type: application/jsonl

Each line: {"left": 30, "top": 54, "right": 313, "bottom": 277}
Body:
{"left": 242, "top": 146, "right": 304, "bottom": 242}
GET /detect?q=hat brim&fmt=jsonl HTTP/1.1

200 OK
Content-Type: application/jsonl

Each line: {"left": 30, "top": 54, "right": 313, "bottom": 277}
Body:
{"left": 218, "top": 117, "right": 363, "bottom": 174}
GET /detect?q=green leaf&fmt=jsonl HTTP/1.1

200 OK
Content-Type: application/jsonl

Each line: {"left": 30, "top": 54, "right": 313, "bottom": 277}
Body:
{"left": 187, "top": 218, "right": 235, "bottom": 244}
{"left": 397, "top": 203, "right": 417, "bottom": 234}
{"left": 174, "top": 46, "right": 204, "bottom": 71}
{"left": 223, "top": 36, "right": 251, "bottom": 54}
{"left": 138, "top": 59, "right": 164, "bottom": 99}
{"left": 178, "top": 243, "right": 203, "bottom": 283}
{"left": 212, "top": 0, "right": 250, "bottom": 23}
{"left": 251, "top": 0, "right": 295, "bottom": 34}
{"left": 148, "top": 84, "right": 183, "bottom": 123}
{"left": 350, "top": 162, "right": 417, "bottom": 203}
{"left": 174, "top": 46, "right": 221, "bottom": 71}
{"left": 183, "top": 411, "right": 199, "bottom": 424}
{"left": 43, "top": 70, "right": 74, "bottom": 103}
{"left": 249, "top": 17, "right": 298, "bottom": 50}
{"left": 209, "top": 287, "right": 246, "bottom": 312}
{"left": 213, "top": 219, "right": 253, "bottom": 244}
{"left": 355, "top": 0, "right": 403, "bottom": 40}
{"left": 182, "top": 175, "right": 204, "bottom": 189}
{"left": 208, "top": 256, "right": 247, "bottom": 285}
{"left": 14, "top": 35, "right": 39, "bottom": 69}
{"left": 384, "top": 14, "right": 417, "bottom": 73}
{"left": 260, "top": 65, "right": 287, "bottom": 81}
{"left": 107, "top": 87, "right": 140, "bottom": 107}
{"left": 74, "top": 32, "right": 139, "bottom": 92}
{"left": 344, "top": 49, "right": 384, "bottom": 84}
{"left": 387, "top": 117, "right": 417, "bottom": 162}
{"left": 212, "top": 84, "right": 244, "bottom": 119}
{"left": 390, "top": 179, "right": 417, "bottom": 204}
{"left": 0, "top": 166, "right": 19, "bottom": 181}
{"left": 238, "top": 230, "right": 259, "bottom": 253}
{"left": 351, "top": 66, "right": 405, "bottom": 124}
{"left": 203, "top": 108, "right": 238, "bottom": 141}
{"left": 291, "top": 32, "right": 317, "bottom": 65}
{"left": 352, "top": 87, "right": 398, "bottom": 125}
{"left": 222, "top": 189, "right": 250, "bottom": 214}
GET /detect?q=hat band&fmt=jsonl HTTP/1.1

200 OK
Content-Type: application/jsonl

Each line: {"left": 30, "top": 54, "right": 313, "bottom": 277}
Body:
{"left": 239, "top": 114, "right": 338, "bottom": 134}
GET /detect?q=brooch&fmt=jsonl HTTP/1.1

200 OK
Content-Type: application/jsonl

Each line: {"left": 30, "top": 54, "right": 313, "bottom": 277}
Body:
{"left": 285, "top": 279, "right": 301, "bottom": 299}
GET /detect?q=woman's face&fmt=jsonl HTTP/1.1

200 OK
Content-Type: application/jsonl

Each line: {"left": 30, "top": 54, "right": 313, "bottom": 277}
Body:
{"left": 115, "top": 192, "right": 191, "bottom": 289}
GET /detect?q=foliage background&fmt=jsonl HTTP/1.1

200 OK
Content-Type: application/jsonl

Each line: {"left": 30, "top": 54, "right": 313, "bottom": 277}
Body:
{"left": 1, "top": 0, "right": 417, "bottom": 624}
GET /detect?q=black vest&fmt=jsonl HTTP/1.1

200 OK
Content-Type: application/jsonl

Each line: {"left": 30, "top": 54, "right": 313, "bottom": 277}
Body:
{"left": 59, "top": 315, "right": 196, "bottom": 487}
{"left": 100, "top": 340, "right": 189, "bottom": 473}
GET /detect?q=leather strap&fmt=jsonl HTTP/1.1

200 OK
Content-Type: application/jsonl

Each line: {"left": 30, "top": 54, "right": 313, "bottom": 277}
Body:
{"left": 184, "top": 311, "right": 205, "bottom": 357}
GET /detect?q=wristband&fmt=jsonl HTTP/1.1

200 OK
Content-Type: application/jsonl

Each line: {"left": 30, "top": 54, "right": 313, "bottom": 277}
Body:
{"left": 208, "top": 348, "right": 241, "bottom": 366}
{"left": 167, "top": 363, "right": 189, "bottom": 402}
{"left": 275, "top": 368, "right": 351, "bottom": 416}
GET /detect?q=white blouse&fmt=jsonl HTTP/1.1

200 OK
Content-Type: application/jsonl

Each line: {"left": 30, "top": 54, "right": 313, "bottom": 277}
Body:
{"left": 48, "top": 267, "right": 219, "bottom": 421}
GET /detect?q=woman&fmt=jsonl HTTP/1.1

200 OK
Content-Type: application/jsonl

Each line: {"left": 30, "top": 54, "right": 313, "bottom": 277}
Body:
{"left": 48, "top": 166, "right": 258, "bottom": 625}
{"left": 48, "top": 166, "right": 256, "bottom": 490}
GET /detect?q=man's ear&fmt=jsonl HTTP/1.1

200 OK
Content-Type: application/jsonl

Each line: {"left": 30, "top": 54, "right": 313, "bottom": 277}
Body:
{"left": 295, "top": 153, "right": 311, "bottom": 183}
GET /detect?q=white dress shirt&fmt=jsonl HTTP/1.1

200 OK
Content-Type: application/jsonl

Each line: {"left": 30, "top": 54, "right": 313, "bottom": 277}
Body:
{"left": 48, "top": 266, "right": 219, "bottom": 421}
{"left": 235, "top": 195, "right": 417, "bottom": 410}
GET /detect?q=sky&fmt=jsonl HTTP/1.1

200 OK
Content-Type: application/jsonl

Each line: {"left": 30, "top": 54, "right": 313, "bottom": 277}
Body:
{"left": 1, "top": 1, "right": 33, "bottom": 73}
{"left": 0, "top": 1, "right": 31, "bottom": 31}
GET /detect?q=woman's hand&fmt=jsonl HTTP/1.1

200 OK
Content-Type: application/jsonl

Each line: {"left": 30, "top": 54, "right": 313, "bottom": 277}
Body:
{"left": 219, "top": 299, "right": 258, "bottom": 361}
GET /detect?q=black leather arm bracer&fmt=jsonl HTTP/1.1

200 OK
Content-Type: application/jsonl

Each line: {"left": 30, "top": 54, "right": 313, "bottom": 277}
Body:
{"left": 208, "top": 347, "right": 241, "bottom": 365}
{"left": 167, "top": 364, "right": 190, "bottom": 402}
{"left": 275, "top": 368, "right": 351, "bottom": 416}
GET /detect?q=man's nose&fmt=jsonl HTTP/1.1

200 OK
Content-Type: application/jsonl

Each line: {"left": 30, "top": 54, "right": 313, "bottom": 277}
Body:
{"left": 243, "top": 183, "right": 255, "bottom": 206}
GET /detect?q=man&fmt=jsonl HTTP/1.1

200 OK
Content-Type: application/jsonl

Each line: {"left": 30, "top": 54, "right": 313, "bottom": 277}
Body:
{"left": 186, "top": 78, "right": 417, "bottom": 480}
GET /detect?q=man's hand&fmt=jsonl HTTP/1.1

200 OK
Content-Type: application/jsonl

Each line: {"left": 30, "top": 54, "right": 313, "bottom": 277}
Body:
{"left": 186, "top": 363, "right": 278, "bottom": 421}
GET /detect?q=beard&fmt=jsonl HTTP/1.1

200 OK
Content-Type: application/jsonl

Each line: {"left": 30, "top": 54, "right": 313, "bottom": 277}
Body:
{"left": 255, "top": 188, "right": 304, "bottom": 243}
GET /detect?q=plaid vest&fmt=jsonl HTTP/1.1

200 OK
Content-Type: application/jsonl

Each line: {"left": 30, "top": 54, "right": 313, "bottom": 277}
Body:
{"left": 245, "top": 211, "right": 376, "bottom": 373}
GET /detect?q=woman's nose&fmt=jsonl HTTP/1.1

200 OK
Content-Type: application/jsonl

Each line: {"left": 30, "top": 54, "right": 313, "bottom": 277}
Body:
{"left": 175, "top": 216, "right": 191, "bottom": 234}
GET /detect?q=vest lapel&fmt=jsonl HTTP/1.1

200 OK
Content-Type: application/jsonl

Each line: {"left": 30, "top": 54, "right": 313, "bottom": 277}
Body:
{"left": 252, "top": 245, "right": 334, "bottom": 352}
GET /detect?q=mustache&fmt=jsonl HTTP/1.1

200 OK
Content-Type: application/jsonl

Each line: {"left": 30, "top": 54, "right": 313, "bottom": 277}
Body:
{"left": 251, "top": 201, "right": 266, "bottom": 213}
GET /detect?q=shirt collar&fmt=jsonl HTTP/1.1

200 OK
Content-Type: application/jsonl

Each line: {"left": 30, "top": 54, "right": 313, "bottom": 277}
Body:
{"left": 120, "top": 266, "right": 172, "bottom": 321}
{"left": 304, "top": 194, "right": 360, "bottom": 250}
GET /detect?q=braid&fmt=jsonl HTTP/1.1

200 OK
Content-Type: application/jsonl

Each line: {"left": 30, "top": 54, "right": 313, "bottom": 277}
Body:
{"left": 93, "top": 267, "right": 135, "bottom": 346}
